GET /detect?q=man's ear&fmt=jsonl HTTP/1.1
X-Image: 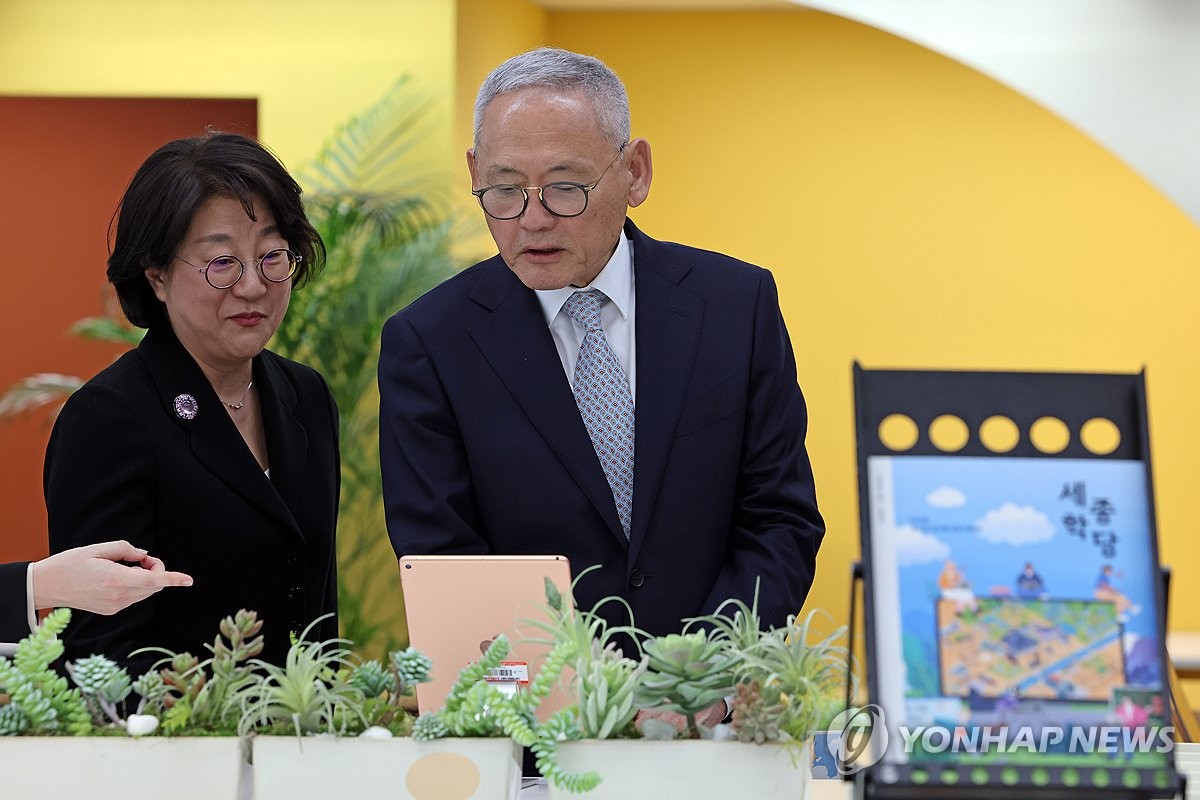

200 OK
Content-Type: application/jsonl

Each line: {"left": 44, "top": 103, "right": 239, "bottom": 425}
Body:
{"left": 625, "top": 138, "right": 653, "bottom": 208}
{"left": 467, "top": 147, "right": 480, "bottom": 188}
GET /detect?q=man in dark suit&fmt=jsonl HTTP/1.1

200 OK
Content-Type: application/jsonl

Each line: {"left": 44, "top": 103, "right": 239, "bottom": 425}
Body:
{"left": 1, "top": 541, "right": 191, "bottom": 643}
{"left": 379, "top": 48, "right": 823, "bottom": 665}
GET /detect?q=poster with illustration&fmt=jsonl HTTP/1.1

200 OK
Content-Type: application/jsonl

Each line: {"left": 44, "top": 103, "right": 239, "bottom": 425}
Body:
{"left": 867, "top": 454, "right": 1170, "bottom": 768}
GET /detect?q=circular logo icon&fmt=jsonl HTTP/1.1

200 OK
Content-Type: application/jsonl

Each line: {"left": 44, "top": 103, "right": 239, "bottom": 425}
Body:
{"left": 827, "top": 704, "right": 888, "bottom": 775}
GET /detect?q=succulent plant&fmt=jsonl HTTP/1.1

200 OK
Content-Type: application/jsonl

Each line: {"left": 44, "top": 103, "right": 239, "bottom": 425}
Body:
{"left": 0, "top": 700, "right": 30, "bottom": 735}
{"left": 349, "top": 660, "right": 396, "bottom": 699}
{"left": 237, "top": 615, "right": 365, "bottom": 737}
{"left": 417, "top": 635, "right": 512, "bottom": 738}
{"left": 68, "top": 654, "right": 133, "bottom": 725}
{"left": 392, "top": 646, "right": 433, "bottom": 690}
{"left": 732, "top": 610, "right": 848, "bottom": 747}
{"left": 637, "top": 632, "right": 739, "bottom": 738}
{"left": 335, "top": 645, "right": 433, "bottom": 736}
{"left": 132, "top": 669, "right": 168, "bottom": 716}
{"left": 69, "top": 655, "right": 129, "bottom": 699}
{"left": 129, "top": 609, "right": 267, "bottom": 735}
{"left": 411, "top": 710, "right": 449, "bottom": 741}
{"left": 730, "top": 679, "right": 783, "bottom": 744}
{"left": 0, "top": 608, "right": 91, "bottom": 735}
{"left": 575, "top": 641, "right": 646, "bottom": 740}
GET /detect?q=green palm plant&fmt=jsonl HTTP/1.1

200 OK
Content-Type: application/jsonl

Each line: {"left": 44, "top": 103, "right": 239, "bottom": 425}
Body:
{"left": 267, "top": 76, "right": 463, "bottom": 655}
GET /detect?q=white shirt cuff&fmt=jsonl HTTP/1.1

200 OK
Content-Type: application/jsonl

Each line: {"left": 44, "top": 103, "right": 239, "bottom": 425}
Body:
{"left": 25, "top": 562, "right": 38, "bottom": 632}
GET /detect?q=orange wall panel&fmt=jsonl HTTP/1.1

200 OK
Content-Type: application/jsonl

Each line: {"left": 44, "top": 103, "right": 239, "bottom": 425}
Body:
{"left": 0, "top": 97, "right": 257, "bottom": 562}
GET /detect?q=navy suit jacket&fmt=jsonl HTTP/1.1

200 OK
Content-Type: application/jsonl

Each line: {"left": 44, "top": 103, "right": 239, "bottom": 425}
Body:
{"left": 0, "top": 561, "right": 30, "bottom": 643}
{"left": 44, "top": 325, "right": 339, "bottom": 671}
{"left": 379, "top": 219, "right": 823, "bottom": 636}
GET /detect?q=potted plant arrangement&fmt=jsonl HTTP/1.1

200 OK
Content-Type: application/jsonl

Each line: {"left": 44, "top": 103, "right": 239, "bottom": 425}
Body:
{"left": 1, "top": 608, "right": 527, "bottom": 800}
{"left": 0, "top": 607, "right": 249, "bottom": 800}
{"left": 509, "top": 580, "right": 849, "bottom": 799}
{"left": 244, "top": 616, "right": 523, "bottom": 800}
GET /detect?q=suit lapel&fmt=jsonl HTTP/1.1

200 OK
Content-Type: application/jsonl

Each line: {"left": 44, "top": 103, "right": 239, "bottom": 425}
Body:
{"left": 140, "top": 326, "right": 302, "bottom": 536}
{"left": 257, "top": 353, "right": 307, "bottom": 536}
{"left": 467, "top": 259, "right": 627, "bottom": 544}
{"left": 625, "top": 221, "right": 703, "bottom": 564}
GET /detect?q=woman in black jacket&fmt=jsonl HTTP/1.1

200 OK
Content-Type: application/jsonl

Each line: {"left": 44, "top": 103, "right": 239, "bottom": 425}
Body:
{"left": 45, "top": 133, "right": 339, "bottom": 671}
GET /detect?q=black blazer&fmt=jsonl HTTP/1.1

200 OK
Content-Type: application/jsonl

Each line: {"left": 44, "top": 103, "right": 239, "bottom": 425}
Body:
{"left": 0, "top": 561, "right": 31, "bottom": 643}
{"left": 44, "top": 325, "right": 339, "bottom": 671}
{"left": 379, "top": 219, "right": 824, "bottom": 637}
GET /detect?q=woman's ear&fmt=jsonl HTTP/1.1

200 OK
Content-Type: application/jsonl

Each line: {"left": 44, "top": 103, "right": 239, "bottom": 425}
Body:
{"left": 144, "top": 265, "right": 169, "bottom": 303}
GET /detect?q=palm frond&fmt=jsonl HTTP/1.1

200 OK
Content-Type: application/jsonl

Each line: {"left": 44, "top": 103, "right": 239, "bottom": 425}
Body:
{"left": 270, "top": 75, "right": 466, "bottom": 658}
{"left": 298, "top": 76, "right": 449, "bottom": 197}
{"left": 0, "top": 373, "right": 84, "bottom": 419}
{"left": 70, "top": 317, "right": 146, "bottom": 346}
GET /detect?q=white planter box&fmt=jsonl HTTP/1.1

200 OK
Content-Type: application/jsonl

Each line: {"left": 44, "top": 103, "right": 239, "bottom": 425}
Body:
{"left": 252, "top": 735, "right": 522, "bottom": 800}
{"left": 550, "top": 738, "right": 812, "bottom": 800}
{"left": 0, "top": 736, "right": 244, "bottom": 800}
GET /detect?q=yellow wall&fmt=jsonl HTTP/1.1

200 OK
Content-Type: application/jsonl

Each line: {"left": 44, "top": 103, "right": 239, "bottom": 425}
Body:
{"left": 0, "top": 0, "right": 457, "bottom": 177}
{"left": 452, "top": 0, "right": 548, "bottom": 259}
{"left": 532, "top": 9, "right": 1200, "bottom": 652}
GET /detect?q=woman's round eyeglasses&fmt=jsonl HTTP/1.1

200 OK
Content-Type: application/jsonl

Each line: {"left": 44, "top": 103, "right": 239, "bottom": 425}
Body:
{"left": 471, "top": 144, "right": 627, "bottom": 221}
{"left": 174, "top": 248, "right": 301, "bottom": 290}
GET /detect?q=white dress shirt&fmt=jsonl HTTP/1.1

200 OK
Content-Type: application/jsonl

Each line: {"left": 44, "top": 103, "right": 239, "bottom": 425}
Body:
{"left": 535, "top": 231, "right": 637, "bottom": 403}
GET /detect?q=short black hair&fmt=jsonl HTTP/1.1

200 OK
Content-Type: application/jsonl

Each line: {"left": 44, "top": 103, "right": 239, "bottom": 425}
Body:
{"left": 108, "top": 132, "right": 325, "bottom": 328}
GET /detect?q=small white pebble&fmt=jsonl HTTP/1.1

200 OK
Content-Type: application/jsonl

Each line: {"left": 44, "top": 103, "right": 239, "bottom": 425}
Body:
{"left": 126, "top": 715, "right": 159, "bottom": 737}
{"left": 359, "top": 726, "right": 393, "bottom": 739}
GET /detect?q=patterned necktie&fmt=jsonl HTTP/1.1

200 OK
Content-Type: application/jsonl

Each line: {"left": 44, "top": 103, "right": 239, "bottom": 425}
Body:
{"left": 563, "top": 289, "right": 635, "bottom": 539}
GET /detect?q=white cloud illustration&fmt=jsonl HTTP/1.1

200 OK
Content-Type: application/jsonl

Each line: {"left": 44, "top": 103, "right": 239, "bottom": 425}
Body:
{"left": 926, "top": 486, "right": 966, "bottom": 508}
{"left": 975, "top": 503, "right": 1055, "bottom": 545}
{"left": 894, "top": 524, "right": 951, "bottom": 567}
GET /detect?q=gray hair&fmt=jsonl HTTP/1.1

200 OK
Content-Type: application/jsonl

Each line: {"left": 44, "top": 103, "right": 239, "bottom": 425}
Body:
{"left": 473, "top": 47, "right": 631, "bottom": 149}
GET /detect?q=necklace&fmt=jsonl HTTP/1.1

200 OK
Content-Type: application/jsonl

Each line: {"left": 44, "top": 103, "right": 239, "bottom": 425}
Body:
{"left": 221, "top": 380, "right": 254, "bottom": 411}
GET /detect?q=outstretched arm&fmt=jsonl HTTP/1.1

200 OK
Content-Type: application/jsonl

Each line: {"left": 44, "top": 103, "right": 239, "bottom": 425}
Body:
{"left": 31, "top": 540, "right": 192, "bottom": 615}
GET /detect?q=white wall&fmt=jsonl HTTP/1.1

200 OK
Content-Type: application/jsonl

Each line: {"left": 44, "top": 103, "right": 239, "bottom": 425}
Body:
{"left": 795, "top": 0, "right": 1200, "bottom": 227}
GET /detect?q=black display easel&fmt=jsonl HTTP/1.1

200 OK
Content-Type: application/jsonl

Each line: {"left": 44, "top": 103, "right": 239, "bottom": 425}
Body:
{"left": 848, "top": 364, "right": 1183, "bottom": 800}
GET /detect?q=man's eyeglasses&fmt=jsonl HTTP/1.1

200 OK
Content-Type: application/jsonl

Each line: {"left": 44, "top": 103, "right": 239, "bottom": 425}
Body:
{"left": 472, "top": 143, "right": 628, "bottom": 221}
{"left": 174, "top": 248, "right": 301, "bottom": 290}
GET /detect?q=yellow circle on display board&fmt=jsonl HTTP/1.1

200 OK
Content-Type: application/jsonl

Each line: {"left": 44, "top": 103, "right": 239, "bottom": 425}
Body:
{"left": 1030, "top": 416, "right": 1070, "bottom": 454}
{"left": 1080, "top": 417, "right": 1121, "bottom": 455}
{"left": 929, "top": 414, "right": 969, "bottom": 452}
{"left": 979, "top": 415, "right": 1020, "bottom": 453}
{"left": 405, "top": 752, "right": 481, "bottom": 799}
{"left": 878, "top": 413, "right": 919, "bottom": 451}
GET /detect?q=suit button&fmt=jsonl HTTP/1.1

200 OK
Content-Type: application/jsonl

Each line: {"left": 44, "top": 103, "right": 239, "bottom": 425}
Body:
{"left": 629, "top": 569, "right": 645, "bottom": 588}
{"left": 288, "top": 586, "right": 302, "bottom": 600}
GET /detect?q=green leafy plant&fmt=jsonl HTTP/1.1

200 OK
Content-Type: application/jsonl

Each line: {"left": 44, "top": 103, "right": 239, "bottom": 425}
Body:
{"left": 0, "top": 608, "right": 92, "bottom": 735}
